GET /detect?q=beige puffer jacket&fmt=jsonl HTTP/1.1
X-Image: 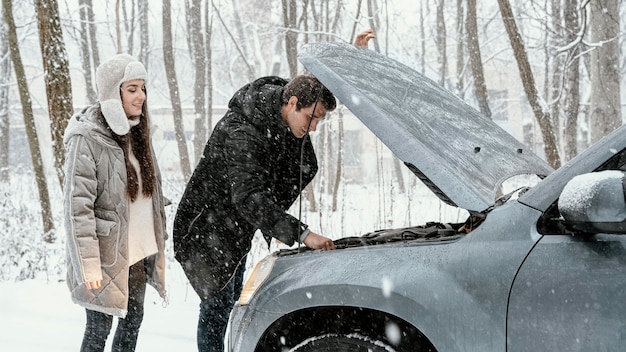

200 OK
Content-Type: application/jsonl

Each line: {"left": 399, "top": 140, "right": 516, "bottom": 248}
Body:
{"left": 63, "top": 104, "right": 167, "bottom": 318}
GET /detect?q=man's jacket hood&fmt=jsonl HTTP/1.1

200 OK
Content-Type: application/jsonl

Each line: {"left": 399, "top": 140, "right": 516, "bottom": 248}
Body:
{"left": 227, "top": 76, "right": 288, "bottom": 131}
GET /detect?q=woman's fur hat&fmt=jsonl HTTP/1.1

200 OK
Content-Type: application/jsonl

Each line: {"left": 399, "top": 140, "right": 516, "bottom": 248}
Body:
{"left": 96, "top": 54, "right": 147, "bottom": 135}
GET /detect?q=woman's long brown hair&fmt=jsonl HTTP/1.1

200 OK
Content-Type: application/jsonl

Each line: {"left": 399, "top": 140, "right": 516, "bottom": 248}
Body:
{"left": 99, "top": 102, "right": 155, "bottom": 202}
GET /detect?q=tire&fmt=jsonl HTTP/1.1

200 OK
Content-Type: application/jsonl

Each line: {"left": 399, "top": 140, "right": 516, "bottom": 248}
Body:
{"left": 290, "top": 333, "right": 396, "bottom": 352}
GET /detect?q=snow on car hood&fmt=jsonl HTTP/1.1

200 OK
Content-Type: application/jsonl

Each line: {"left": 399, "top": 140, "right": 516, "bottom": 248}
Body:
{"left": 299, "top": 43, "right": 554, "bottom": 213}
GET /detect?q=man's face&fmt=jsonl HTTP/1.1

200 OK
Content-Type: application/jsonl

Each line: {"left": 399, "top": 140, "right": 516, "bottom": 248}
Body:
{"left": 283, "top": 96, "right": 328, "bottom": 138}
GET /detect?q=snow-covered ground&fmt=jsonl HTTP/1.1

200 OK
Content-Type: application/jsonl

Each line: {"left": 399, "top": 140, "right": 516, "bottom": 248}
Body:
{"left": 0, "top": 264, "right": 200, "bottom": 351}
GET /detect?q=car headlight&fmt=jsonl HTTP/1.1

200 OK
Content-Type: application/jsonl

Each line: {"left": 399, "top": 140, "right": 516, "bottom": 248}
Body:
{"left": 238, "top": 255, "right": 276, "bottom": 305}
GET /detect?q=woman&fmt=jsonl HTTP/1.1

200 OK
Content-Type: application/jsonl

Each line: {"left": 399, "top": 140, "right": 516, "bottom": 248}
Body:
{"left": 63, "top": 54, "right": 167, "bottom": 352}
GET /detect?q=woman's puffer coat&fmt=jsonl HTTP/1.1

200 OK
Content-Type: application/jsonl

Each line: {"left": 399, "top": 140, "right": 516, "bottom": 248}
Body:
{"left": 63, "top": 105, "right": 167, "bottom": 318}
{"left": 173, "top": 76, "right": 317, "bottom": 300}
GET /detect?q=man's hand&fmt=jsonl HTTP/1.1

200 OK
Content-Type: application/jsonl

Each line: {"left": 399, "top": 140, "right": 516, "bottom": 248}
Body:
{"left": 354, "top": 29, "right": 376, "bottom": 48}
{"left": 303, "top": 231, "right": 336, "bottom": 251}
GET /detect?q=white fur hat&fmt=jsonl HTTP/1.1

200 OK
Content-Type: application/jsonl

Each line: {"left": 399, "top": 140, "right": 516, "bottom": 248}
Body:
{"left": 96, "top": 54, "right": 147, "bottom": 135}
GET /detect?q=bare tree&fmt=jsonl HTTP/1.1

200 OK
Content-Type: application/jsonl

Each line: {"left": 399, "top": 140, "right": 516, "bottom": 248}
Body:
{"left": 187, "top": 0, "right": 207, "bottom": 164}
{"left": 332, "top": 107, "right": 344, "bottom": 212}
{"left": 419, "top": 2, "right": 426, "bottom": 75}
{"left": 85, "top": 0, "right": 99, "bottom": 68}
{"left": 362, "top": 0, "right": 404, "bottom": 194}
{"left": 231, "top": 0, "right": 250, "bottom": 59}
{"left": 205, "top": 0, "right": 214, "bottom": 135}
{"left": 546, "top": 0, "right": 563, "bottom": 151}
{"left": 0, "top": 7, "right": 9, "bottom": 183}
{"left": 455, "top": 0, "right": 465, "bottom": 98}
{"left": 330, "top": 0, "right": 343, "bottom": 42}
{"left": 115, "top": 0, "right": 122, "bottom": 53}
{"left": 210, "top": 0, "right": 255, "bottom": 81}
{"left": 349, "top": 0, "right": 363, "bottom": 43}
{"left": 589, "top": 0, "right": 621, "bottom": 143}
{"left": 282, "top": 0, "right": 298, "bottom": 78}
{"left": 163, "top": 0, "right": 191, "bottom": 181}
{"left": 300, "top": 0, "right": 311, "bottom": 43}
{"left": 138, "top": 1, "right": 149, "bottom": 67}
{"left": 124, "top": 0, "right": 136, "bottom": 55}
{"left": 78, "top": 0, "right": 97, "bottom": 102}
{"left": 562, "top": 0, "right": 583, "bottom": 161}
{"left": 36, "top": 0, "right": 73, "bottom": 188}
{"left": 366, "top": 0, "right": 381, "bottom": 53}
{"left": 497, "top": 0, "right": 561, "bottom": 169}
{"left": 435, "top": 0, "right": 447, "bottom": 87}
{"left": 3, "top": 0, "right": 55, "bottom": 240}
{"left": 327, "top": 0, "right": 348, "bottom": 200}
{"left": 466, "top": 0, "right": 491, "bottom": 118}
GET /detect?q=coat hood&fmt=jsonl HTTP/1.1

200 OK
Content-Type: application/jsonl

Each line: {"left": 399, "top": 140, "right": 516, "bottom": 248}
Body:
{"left": 227, "top": 76, "right": 288, "bottom": 130}
{"left": 298, "top": 43, "right": 554, "bottom": 213}
{"left": 63, "top": 105, "right": 113, "bottom": 145}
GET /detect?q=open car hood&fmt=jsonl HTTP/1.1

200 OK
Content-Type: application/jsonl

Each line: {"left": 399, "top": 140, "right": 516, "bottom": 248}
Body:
{"left": 299, "top": 43, "right": 554, "bottom": 213}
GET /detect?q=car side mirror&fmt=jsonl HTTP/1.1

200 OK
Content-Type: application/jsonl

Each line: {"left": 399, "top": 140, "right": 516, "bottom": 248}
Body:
{"left": 558, "top": 170, "right": 626, "bottom": 234}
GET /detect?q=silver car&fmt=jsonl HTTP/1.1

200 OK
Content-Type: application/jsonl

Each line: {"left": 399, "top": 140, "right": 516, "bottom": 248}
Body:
{"left": 227, "top": 42, "right": 626, "bottom": 352}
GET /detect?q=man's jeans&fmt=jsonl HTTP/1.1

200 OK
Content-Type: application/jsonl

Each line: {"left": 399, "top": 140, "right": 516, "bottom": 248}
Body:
{"left": 197, "top": 261, "right": 245, "bottom": 352}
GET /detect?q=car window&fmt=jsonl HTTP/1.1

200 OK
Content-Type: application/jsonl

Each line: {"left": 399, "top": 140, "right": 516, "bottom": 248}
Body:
{"left": 597, "top": 147, "right": 626, "bottom": 172}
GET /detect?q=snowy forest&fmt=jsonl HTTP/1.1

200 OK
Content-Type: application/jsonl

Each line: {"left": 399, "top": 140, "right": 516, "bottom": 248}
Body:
{"left": 0, "top": 0, "right": 624, "bottom": 288}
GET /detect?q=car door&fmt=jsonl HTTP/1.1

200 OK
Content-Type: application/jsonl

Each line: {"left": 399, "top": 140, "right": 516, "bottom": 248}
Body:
{"left": 506, "top": 225, "right": 626, "bottom": 351}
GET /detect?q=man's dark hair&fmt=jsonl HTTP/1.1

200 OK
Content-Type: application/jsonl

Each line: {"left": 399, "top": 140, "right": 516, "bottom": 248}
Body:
{"left": 282, "top": 75, "right": 336, "bottom": 112}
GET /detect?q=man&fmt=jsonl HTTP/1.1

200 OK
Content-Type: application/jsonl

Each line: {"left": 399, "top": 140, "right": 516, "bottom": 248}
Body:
{"left": 174, "top": 74, "right": 338, "bottom": 351}
{"left": 174, "top": 30, "right": 375, "bottom": 352}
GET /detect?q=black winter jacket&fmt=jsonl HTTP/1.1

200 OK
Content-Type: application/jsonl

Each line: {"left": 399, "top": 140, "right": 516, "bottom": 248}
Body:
{"left": 173, "top": 76, "right": 317, "bottom": 299}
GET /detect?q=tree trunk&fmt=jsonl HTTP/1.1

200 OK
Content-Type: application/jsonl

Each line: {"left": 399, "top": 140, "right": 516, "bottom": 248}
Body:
{"left": 138, "top": 1, "right": 148, "bottom": 68}
{"left": 0, "top": 10, "right": 9, "bottom": 183}
{"left": 330, "top": 0, "right": 342, "bottom": 41}
{"left": 455, "top": 0, "right": 465, "bottom": 98}
{"left": 78, "top": 0, "right": 97, "bottom": 103}
{"left": 188, "top": 0, "right": 207, "bottom": 164}
{"left": 231, "top": 0, "right": 250, "bottom": 59}
{"left": 35, "top": 0, "right": 73, "bottom": 188}
{"left": 3, "top": 0, "right": 55, "bottom": 240}
{"left": 163, "top": 0, "right": 191, "bottom": 181}
{"left": 365, "top": 0, "right": 404, "bottom": 193}
{"left": 85, "top": 0, "right": 99, "bottom": 68}
{"left": 210, "top": 0, "right": 255, "bottom": 81}
{"left": 282, "top": 0, "right": 298, "bottom": 78}
{"left": 466, "top": 0, "right": 492, "bottom": 118}
{"left": 300, "top": 0, "right": 310, "bottom": 44}
{"left": 205, "top": 0, "right": 213, "bottom": 136}
{"left": 332, "top": 107, "right": 344, "bottom": 212}
{"left": 115, "top": 0, "right": 122, "bottom": 53}
{"left": 419, "top": 2, "right": 426, "bottom": 75}
{"left": 497, "top": 0, "right": 561, "bottom": 169}
{"left": 366, "top": 0, "right": 381, "bottom": 53}
{"left": 435, "top": 0, "right": 447, "bottom": 87}
{"left": 562, "top": 0, "right": 581, "bottom": 161}
{"left": 589, "top": 0, "right": 621, "bottom": 143}
{"left": 271, "top": 33, "right": 283, "bottom": 76}
{"left": 124, "top": 0, "right": 135, "bottom": 54}
{"left": 547, "top": 0, "right": 563, "bottom": 152}
{"left": 349, "top": 0, "right": 363, "bottom": 43}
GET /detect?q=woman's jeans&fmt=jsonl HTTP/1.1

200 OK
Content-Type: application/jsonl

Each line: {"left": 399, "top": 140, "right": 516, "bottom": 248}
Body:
{"left": 80, "top": 260, "right": 147, "bottom": 352}
{"left": 197, "top": 261, "right": 245, "bottom": 352}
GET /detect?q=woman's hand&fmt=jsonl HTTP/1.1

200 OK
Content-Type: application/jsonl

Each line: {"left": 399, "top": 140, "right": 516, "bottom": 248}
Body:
{"left": 85, "top": 280, "right": 101, "bottom": 289}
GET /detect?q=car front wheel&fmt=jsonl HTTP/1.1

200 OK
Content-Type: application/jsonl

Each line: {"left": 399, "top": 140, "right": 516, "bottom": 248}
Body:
{"left": 290, "top": 333, "right": 396, "bottom": 352}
